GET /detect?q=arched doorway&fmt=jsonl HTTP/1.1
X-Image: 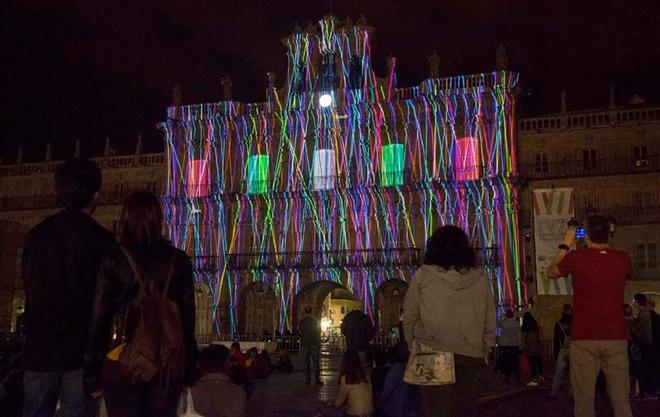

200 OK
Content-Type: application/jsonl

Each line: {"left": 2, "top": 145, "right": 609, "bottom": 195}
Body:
{"left": 194, "top": 283, "right": 213, "bottom": 336}
{"left": 375, "top": 279, "right": 408, "bottom": 336}
{"left": 292, "top": 281, "right": 363, "bottom": 333}
{"left": 10, "top": 294, "right": 25, "bottom": 333}
{"left": 238, "top": 281, "right": 278, "bottom": 338}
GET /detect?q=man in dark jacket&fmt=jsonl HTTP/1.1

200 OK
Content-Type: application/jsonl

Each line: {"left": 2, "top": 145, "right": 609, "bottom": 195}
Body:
{"left": 299, "top": 306, "right": 322, "bottom": 386}
{"left": 341, "top": 309, "right": 376, "bottom": 365}
{"left": 22, "top": 158, "right": 115, "bottom": 417}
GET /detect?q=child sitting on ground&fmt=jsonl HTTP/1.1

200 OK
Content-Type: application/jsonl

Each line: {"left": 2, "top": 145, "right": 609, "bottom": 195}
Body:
{"left": 192, "top": 345, "right": 246, "bottom": 417}
{"left": 329, "top": 349, "right": 374, "bottom": 417}
{"left": 275, "top": 349, "right": 294, "bottom": 373}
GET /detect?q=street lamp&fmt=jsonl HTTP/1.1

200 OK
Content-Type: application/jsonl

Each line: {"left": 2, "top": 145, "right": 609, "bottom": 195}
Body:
{"left": 319, "top": 93, "right": 333, "bottom": 108}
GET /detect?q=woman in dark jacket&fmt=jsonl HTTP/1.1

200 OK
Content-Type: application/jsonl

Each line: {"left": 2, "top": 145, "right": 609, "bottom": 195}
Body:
{"left": 83, "top": 191, "right": 198, "bottom": 417}
{"left": 521, "top": 312, "right": 543, "bottom": 387}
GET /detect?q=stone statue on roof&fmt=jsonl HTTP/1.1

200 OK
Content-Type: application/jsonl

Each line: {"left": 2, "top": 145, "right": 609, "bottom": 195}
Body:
{"left": 304, "top": 21, "right": 317, "bottom": 34}
{"left": 220, "top": 75, "right": 233, "bottom": 101}
{"left": 496, "top": 43, "right": 508, "bottom": 71}
{"left": 386, "top": 54, "right": 396, "bottom": 73}
{"left": 172, "top": 84, "right": 183, "bottom": 106}
{"left": 427, "top": 50, "right": 440, "bottom": 78}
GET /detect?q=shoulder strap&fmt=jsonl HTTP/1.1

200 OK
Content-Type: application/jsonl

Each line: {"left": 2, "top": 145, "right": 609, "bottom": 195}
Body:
{"left": 161, "top": 248, "right": 178, "bottom": 297}
{"left": 119, "top": 245, "right": 145, "bottom": 304}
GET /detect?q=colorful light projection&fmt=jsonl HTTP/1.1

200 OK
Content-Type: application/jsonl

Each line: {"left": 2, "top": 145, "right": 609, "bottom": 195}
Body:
{"left": 162, "top": 16, "right": 524, "bottom": 334}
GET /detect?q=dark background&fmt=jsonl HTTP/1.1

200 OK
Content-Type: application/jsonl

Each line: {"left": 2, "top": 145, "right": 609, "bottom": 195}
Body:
{"left": 2, "top": 0, "right": 659, "bottom": 162}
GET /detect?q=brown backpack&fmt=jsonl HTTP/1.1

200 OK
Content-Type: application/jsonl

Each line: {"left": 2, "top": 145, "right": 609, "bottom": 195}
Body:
{"left": 117, "top": 246, "right": 186, "bottom": 383}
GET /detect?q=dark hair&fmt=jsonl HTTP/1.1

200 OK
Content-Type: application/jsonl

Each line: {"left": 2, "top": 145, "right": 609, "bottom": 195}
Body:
{"left": 505, "top": 309, "right": 514, "bottom": 319}
{"left": 304, "top": 306, "right": 312, "bottom": 315}
{"left": 521, "top": 312, "right": 539, "bottom": 332}
{"left": 423, "top": 225, "right": 475, "bottom": 270}
{"left": 340, "top": 350, "right": 368, "bottom": 385}
{"left": 200, "top": 345, "right": 230, "bottom": 370}
{"left": 231, "top": 341, "right": 241, "bottom": 350}
{"left": 634, "top": 293, "right": 647, "bottom": 306}
{"left": 55, "top": 158, "right": 102, "bottom": 210}
{"left": 119, "top": 191, "right": 164, "bottom": 248}
{"left": 586, "top": 215, "right": 610, "bottom": 244}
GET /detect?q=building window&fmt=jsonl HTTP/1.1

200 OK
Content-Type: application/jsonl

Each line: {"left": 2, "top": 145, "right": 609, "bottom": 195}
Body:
{"left": 534, "top": 153, "right": 548, "bottom": 173}
{"left": 633, "top": 145, "right": 649, "bottom": 167}
{"left": 582, "top": 149, "right": 598, "bottom": 170}
{"left": 381, "top": 144, "right": 405, "bottom": 187}
{"left": 246, "top": 155, "right": 269, "bottom": 194}
{"left": 634, "top": 243, "right": 658, "bottom": 279}
{"left": 453, "top": 137, "right": 480, "bottom": 181}
{"left": 186, "top": 159, "right": 210, "bottom": 197}
{"left": 312, "top": 149, "right": 336, "bottom": 191}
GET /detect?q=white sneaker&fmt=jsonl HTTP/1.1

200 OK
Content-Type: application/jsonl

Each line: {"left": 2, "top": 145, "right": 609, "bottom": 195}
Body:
{"left": 526, "top": 381, "right": 539, "bottom": 387}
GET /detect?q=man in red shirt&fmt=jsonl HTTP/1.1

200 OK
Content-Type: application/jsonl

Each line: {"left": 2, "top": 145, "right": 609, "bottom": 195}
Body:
{"left": 547, "top": 215, "right": 632, "bottom": 417}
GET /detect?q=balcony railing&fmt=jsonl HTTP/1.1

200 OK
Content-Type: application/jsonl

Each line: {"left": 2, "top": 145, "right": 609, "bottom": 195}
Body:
{"left": 518, "top": 155, "right": 660, "bottom": 180}
{"left": 226, "top": 247, "right": 422, "bottom": 271}
{"left": 0, "top": 181, "right": 162, "bottom": 211}
{"left": 519, "top": 106, "right": 660, "bottom": 132}
{"left": 193, "top": 246, "right": 499, "bottom": 272}
{"left": 520, "top": 206, "right": 660, "bottom": 228}
{"left": 632, "top": 267, "right": 660, "bottom": 281}
{"left": 580, "top": 206, "right": 660, "bottom": 225}
{"left": 0, "top": 153, "right": 165, "bottom": 177}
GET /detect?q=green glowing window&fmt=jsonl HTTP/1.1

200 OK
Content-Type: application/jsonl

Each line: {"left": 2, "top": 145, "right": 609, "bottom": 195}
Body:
{"left": 381, "top": 144, "right": 405, "bottom": 186}
{"left": 246, "top": 155, "right": 269, "bottom": 194}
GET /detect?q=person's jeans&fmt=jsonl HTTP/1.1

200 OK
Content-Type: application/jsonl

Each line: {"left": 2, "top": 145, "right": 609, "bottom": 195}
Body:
{"left": 23, "top": 368, "right": 97, "bottom": 417}
{"left": 527, "top": 355, "right": 543, "bottom": 379}
{"left": 102, "top": 361, "right": 182, "bottom": 417}
{"left": 550, "top": 347, "right": 569, "bottom": 396}
{"left": 570, "top": 340, "right": 632, "bottom": 417}
{"left": 419, "top": 354, "right": 483, "bottom": 417}
{"left": 302, "top": 344, "right": 320, "bottom": 383}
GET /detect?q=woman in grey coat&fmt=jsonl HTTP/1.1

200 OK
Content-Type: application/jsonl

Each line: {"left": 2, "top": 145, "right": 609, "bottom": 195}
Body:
{"left": 403, "top": 225, "right": 496, "bottom": 417}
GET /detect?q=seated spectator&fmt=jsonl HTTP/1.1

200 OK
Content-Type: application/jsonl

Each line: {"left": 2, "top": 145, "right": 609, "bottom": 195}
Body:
{"left": 371, "top": 349, "right": 389, "bottom": 400}
{"left": 255, "top": 349, "right": 273, "bottom": 379}
{"left": 377, "top": 343, "right": 422, "bottom": 417}
{"left": 275, "top": 349, "right": 294, "bottom": 373}
{"left": 245, "top": 348, "right": 259, "bottom": 380}
{"left": 330, "top": 350, "right": 374, "bottom": 417}
{"left": 229, "top": 355, "right": 249, "bottom": 388}
{"left": 230, "top": 342, "right": 247, "bottom": 367}
{"left": 192, "top": 345, "right": 246, "bottom": 417}
{"left": 0, "top": 352, "right": 23, "bottom": 417}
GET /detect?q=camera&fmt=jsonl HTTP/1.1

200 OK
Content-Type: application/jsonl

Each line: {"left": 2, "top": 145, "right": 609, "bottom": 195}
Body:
{"left": 568, "top": 218, "right": 585, "bottom": 240}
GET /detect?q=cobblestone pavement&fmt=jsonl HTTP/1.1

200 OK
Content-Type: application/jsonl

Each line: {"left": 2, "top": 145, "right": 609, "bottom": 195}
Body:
{"left": 246, "top": 354, "right": 658, "bottom": 417}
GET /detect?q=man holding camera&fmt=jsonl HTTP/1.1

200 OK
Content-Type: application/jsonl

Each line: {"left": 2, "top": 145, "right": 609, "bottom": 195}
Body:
{"left": 547, "top": 215, "right": 633, "bottom": 417}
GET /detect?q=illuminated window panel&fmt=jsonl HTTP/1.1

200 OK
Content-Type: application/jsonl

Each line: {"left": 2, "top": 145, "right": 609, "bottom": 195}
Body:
{"left": 246, "top": 155, "right": 269, "bottom": 194}
{"left": 381, "top": 144, "right": 405, "bottom": 187}
{"left": 312, "top": 149, "right": 336, "bottom": 190}
{"left": 454, "top": 136, "right": 480, "bottom": 181}
{"left": 186, "top": 159, "right": 210, "bottom": 197}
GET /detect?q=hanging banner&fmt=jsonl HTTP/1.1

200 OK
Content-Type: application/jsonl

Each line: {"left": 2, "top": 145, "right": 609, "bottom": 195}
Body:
{"left": 534, "top": 188, "right": 574, "bottom": 295}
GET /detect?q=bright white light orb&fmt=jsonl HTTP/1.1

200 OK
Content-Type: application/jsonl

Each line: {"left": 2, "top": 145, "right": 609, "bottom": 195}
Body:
{"left": 319, "top": 93, "right": 333, "bottom": 108}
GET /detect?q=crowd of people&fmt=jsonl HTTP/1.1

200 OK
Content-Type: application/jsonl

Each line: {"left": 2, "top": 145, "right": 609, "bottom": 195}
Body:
{"left": 4, "top": 156, "right": 659, "bottom": 417}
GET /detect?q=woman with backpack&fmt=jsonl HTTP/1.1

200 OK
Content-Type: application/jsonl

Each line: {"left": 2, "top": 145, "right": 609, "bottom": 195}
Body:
{"left": 83, "top": 191, "right": 198, "bottom": 417}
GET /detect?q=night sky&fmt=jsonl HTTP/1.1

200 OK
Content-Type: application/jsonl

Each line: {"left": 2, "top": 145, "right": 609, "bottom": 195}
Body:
{"left": 3, "top": 0, "right": 659, "bottom": 162}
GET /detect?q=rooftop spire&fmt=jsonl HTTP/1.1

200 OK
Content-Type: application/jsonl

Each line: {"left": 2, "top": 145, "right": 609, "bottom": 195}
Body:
{"left": 45, "top": 142, "right": 52, "bottom": 162}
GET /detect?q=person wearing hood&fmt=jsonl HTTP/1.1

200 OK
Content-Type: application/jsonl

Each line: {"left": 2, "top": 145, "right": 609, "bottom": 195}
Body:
{"left": 403, "top": 225, "right": 496, "bottom": 417}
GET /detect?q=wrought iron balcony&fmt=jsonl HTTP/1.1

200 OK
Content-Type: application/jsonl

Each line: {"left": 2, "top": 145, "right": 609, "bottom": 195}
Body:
{"left": 518, "top": 155, "right": 660, "bottom": 181}
{"left": 191, "top": 246, "right": 499, "bottom": 272}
